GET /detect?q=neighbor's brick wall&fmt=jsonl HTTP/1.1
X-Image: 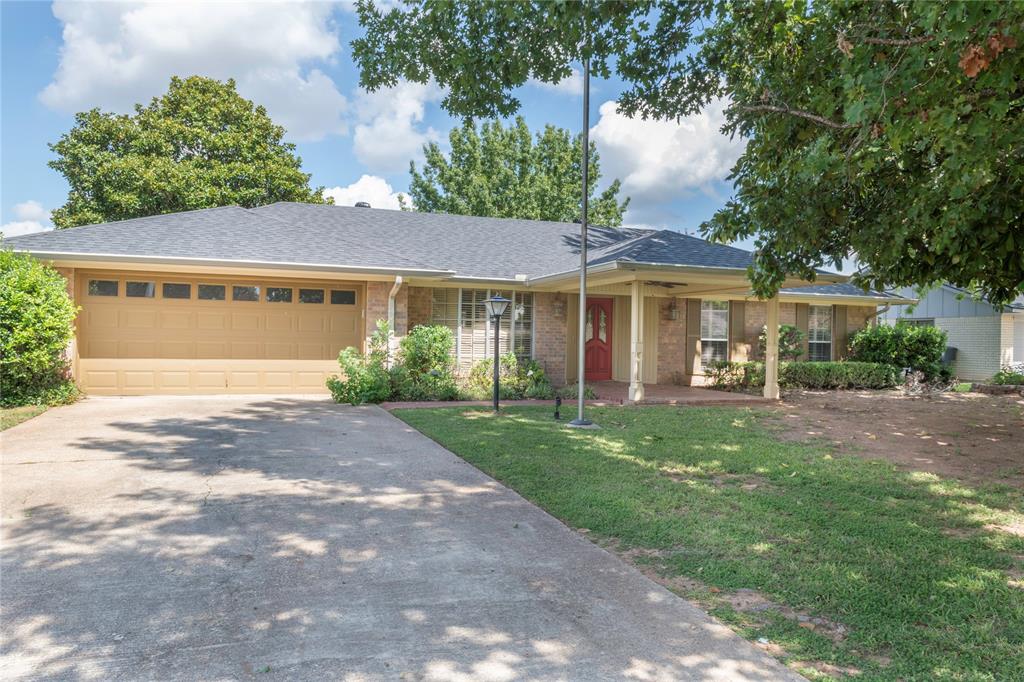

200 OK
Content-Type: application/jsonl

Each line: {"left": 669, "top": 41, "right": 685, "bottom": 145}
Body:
{"left": 407, "top": 286, "right": 433, "bottom": 329}
{"left": 657, "top": 298, "right": 687, "bottom": 384}
{"left": 534, "top": 292, "right": 568, "bottom": 386}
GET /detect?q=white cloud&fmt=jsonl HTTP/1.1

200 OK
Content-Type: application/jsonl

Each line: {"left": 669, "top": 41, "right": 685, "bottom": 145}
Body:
{"left": 1, "top": 201, "right": 54, "bottom": 238}
{"left": 325, "top": 175, "right": 406, "bottom": 210}
{"left": 529, "top": 68, "right": 584, "bottom": 96}
{"left": 590, "top": 98, "right": 745, "bottom": 215}
{"left": 40, "top": 1, "right": 348, "bottom": 141}
{"left": 352, "top": 81, "right": 443, "bottom": 172}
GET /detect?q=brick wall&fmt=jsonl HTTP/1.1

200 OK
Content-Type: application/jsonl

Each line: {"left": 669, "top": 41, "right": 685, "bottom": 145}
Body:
{"left": 743, "top": 302, "right": 796, "bottom": 359}
{"left": 364, "top": 281, "right": 390, "bottom": 350}
{"left": 657, "top": 298, "right": 687, "bottom": 384}
{"left": 846, "top": 305, "right": 874, "bottom": 338}
{"left": 534, "top": 292, "right": 568, "bottom": 386}
{"left": 408, "top": 286, "right": 432, "bottom": 329}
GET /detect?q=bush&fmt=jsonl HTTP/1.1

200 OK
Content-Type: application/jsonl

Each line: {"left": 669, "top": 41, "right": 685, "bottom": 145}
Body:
{"left": 327, "top": 322, "right": 463, "bottom": 404}
{"left": 393, "top": 325, "right": 460, "bottom": 401}
{"left": 757, "top": 324, "right": 806, "bottom": 361}
{"left": 557, "top": 382, "right": 598, "bottom": 400}
{"left": 848, "top": 322, "right": 948, "bottom": 379}
{"left": 993, "top": 363, "right": 1024, "bottom": 385}
{"left": 0, "top": 250, "right": 80, "bottom": 406}
{"left": 326, "top": 321, "right": 392, "bottom": 405}
{"left": 462, "top": 353, "right": 555, "bottom": 400}
{"left": 705, "top": 360, "right": 900, "bottom": 391}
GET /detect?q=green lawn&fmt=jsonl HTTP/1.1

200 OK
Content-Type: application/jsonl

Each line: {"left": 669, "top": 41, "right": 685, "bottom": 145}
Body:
{"left": 1, "top": 405, "right": 48, "bottom": 431}
{"left": 395, "top": 406, "right": 1024, "bottom": 681}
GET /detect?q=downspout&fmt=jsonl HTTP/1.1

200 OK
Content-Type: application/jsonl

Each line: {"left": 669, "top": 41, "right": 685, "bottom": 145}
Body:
{"left": 387, "top": 276, "right": 403, "bottom": 365}
{"left": 865, "top": 304, "right": 891, "bottom": 326}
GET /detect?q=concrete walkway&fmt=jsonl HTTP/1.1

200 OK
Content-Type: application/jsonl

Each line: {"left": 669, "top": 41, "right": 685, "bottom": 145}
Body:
{"left": 1, "top": 396, "right": 799, "bottom": 681}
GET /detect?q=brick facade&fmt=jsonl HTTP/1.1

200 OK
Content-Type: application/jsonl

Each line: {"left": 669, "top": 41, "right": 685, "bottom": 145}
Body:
{"left": 533, "top": 292, "right": 568, "bottom": 386}
{"left": 656, "top": 298, "right": 687, "bottom": 384}
{"left": 407, "top": 286, "right": 432, "bottom": 329}
{"left": 364, "top": 281, "right": 390, "bottom": 350}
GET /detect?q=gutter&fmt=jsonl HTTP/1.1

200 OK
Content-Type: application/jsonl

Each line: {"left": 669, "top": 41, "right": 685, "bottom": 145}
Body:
{"left": 13, "top": 249, "right": 456, "bottom": 279}
{"left": 387, "top": 276, "right": 403, "bottom": 362}
{"left": 525, "top": 260, "right": 848, "bottom": 287}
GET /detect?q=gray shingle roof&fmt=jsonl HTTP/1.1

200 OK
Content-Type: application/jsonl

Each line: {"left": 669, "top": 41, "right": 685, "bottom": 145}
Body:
{"left": 778, "top": 282, "right": 908, "bottom": 300}
{"left": 3, "top": 202, "right": 888, "bottom": 301}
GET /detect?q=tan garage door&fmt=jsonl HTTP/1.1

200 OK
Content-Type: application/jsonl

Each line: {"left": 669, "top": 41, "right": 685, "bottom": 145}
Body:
{"left": 76, "top": 271, "right": 364, "bottom": 394}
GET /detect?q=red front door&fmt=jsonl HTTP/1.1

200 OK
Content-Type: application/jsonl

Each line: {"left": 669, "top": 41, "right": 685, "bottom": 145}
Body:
{"left": 584, "top": 298, "right": 613, "bottom": 381}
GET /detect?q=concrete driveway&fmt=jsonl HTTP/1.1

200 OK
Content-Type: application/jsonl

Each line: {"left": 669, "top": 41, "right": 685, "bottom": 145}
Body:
{"left": 1, "top": 396, "right": 798, "bottom": 681}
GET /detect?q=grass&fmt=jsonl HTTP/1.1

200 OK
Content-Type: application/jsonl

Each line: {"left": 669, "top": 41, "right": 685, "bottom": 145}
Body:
{"left": 953, "top": 382, "right": 974, "bottom": 393}
{"left": 1, "top": 405, "right": 48, "bottom": 430}
{"left": 395, "top": 405, "right": 1024, "bottom": 681}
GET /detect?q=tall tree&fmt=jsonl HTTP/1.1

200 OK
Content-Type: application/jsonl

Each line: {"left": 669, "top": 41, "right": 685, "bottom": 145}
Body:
{"left": 353, "top": 1, "right": 1024, "bottom": 304}
{"left": 407, "top": 116, "right": 629, "bottom": 226}
{"left": 49, "top": 76, "right": 328, "bottom": 228}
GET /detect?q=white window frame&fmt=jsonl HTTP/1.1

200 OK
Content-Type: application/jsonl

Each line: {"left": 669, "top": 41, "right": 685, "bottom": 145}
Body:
{"left": 431, "top": 288, "right": 535, "bottom": 370}
{"left": 808, "top": 304, "right": 833, "bottom": 361}
{"left": 700, "top": 300, "right": 730, "bottom": 364}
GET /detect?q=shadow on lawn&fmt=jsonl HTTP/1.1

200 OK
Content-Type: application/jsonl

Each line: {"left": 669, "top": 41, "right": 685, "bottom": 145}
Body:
{"left": 1, "top": 399, "right": 790, "bottom": 681}
{"left": 414, "top": 406, "right": 1024, "bottom": 680}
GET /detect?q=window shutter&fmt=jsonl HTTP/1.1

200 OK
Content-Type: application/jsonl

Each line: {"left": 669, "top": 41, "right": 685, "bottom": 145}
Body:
{"left": 795, "top": 303, "right": 810, "bottom": 360}
{"left": 833, "top": 305, "right": 848, "bottom": 360}
{"left": 730, "top": 301, "right": 746, "bottom": 361}
{"left": 684, "top": 298, "right": 701, "bottom": 375}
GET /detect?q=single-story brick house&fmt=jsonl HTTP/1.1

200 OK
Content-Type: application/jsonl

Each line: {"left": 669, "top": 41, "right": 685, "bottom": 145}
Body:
{"left": 6, "top": 202, "right": 908, "bottom": 398}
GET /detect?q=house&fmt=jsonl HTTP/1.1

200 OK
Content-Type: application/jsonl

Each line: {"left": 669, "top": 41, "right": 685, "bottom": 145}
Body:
{"left": 5, "top": 202, "right": 908, "bottom": 398}
{"left": 879, "top": 285, "right": 1023, "bottom": 380}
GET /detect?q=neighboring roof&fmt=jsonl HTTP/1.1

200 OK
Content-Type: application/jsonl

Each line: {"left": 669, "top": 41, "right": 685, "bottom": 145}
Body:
{"left": 4, "top": 202, "right": 893, "bottom": 303}
{"left": 942, "top": 284, "right": 1024, "bottom": 312}
{"left": 778, "top": 282, "right": 910, "bottom": 300}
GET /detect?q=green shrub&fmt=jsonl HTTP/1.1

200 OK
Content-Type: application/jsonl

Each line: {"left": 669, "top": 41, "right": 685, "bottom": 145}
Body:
{"left": 556, "top": 382, "right": 598, "bottom": 400}
{"left": 757, "top": 324, "right": 805, "bottom": 361}
{"left": 992, "top": 364, "right": 1024, "bottom": 385}
{"left": 326, "top": 321, "right": 392, "bottom": 404}
{"left": 0, "top": 250, "right": 80, "bottom": 406}
{"left": 463, "top": 353, "right": 555, "bottom": 400}
{"left": 848, "top": 322, "right": 948, "bottom": 379}
{"left": 393, "top": 325, "right": 460, "bottom": 401}
{"left": 705, "top": 360, "right": 899, "bottom": 391}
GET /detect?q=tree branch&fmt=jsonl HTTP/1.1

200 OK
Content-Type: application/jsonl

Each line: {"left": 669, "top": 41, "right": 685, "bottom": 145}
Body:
{"left": 740, "top": 104, "right": 857, "bottom": 130}
{"left": 861, "top": 34, "right": 933, "bottom": 46}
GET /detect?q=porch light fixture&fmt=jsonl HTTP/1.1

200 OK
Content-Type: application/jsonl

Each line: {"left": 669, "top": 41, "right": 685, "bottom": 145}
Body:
{"left": 484, "top": 295, "right": 511, "bottom": 412}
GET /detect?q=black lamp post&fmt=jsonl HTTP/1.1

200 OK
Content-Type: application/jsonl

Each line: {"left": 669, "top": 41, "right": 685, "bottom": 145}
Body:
{"left": 484, "top": 295, "right": 511, "bottom": 412}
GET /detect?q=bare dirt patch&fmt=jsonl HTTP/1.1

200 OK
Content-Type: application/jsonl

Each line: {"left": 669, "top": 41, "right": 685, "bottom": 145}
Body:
{"left": 763, "top": 390, "right": 1024, "bottom": 488}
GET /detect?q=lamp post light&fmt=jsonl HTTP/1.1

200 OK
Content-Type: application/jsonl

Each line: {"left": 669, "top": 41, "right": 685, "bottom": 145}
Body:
{"left": 484, "top": 295, "right": 511, "bottom": 412}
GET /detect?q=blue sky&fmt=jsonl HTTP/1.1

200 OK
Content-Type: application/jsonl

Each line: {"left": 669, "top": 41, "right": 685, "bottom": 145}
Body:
{"left": 1, "top": 1, "right": 746, "bottom": 244}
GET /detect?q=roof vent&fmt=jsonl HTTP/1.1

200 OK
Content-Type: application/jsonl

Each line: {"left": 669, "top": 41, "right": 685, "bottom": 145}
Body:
{"left": 354, "top": 201, "right": 371, "bottom": 208}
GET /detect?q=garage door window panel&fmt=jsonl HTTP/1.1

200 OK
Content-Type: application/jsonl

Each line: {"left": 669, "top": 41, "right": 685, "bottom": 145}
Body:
{"left": 299, "top": 288, "right": 325, "bottom": 304}
{"left": 233, "top": 285, "right": 259, "bottom": 302}
{"left": 198, "top": 284, "right": 226, "bottom": 301}
{"left": 162, "top": 283, "right": 191, "bottom": 299}
{"left": 126, "top": 281, "right": 155, "bottom": 298}
{"left": 267, "top": 287, "right": 293, "bottom": 303}
{"left": 88, "top": 279, "right": 119, "bottom": 297}
{"left": 331, "top": 290, "right": 356, "bottom": 305}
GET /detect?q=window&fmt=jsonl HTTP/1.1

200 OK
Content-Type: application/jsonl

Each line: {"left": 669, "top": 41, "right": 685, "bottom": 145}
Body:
{"left": 430, "top": 288, "right": 459, "bottom": 329}
{"left": 512, "top": 293, "right": 534, "bottom": 359}
{"left": 162, "top": 283, "right": 191, "bottom": 299}
{"left": 198, "top": 284, "right": 226, "bottom": 301}
{"left": 88, "top": 279, "right": 118, "bottom": 296}
{"left": 700, "top": 300, "right": 729, "bottom": 365}
{"left": 808, "top": 305, "right": 833, "bottom": 361}
{"left": 125, "top": 281, "right": 155, "bottom": 298}
{"left": 451, "top": 288, "right": 533, "bottom": 370}
{"left": 233, "top": 285, "right": 259, "bottom": 302}
{"left": 299, "top": 288, "right": 324, "bottom": 304}
{"left": 903, "top": 318, "right": 935, "bottom": 328}
{"left": 330, "top": 289, "right": 356, "bottom": 305}
{"left": 266, "top": 287, "right": 292, "bottom": 303}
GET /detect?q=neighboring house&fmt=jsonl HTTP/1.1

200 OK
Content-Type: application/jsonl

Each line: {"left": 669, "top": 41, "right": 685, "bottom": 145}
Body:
{"left": 879, "top": 285, "right": 1024, "bottom": 381}
{"left": 5, "top": 202, "right": 908, "bottom": 397}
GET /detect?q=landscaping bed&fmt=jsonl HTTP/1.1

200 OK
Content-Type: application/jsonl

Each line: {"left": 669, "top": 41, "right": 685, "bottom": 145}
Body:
{"left": 396, "top": 405, "right": 1024, "bottom": 681}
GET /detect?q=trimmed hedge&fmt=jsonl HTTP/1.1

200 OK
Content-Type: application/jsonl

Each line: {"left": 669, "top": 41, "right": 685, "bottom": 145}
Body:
{"left": 705, "top": 360, "right": 900, "bottom": 391}
{"left": 848, "top": 322, "right": 948, "bottom": 379}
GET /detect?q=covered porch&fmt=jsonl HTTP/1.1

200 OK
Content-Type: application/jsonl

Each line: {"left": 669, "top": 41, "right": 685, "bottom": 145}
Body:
{"left": 589, "top": 381, "right": 768, "bottom": 405}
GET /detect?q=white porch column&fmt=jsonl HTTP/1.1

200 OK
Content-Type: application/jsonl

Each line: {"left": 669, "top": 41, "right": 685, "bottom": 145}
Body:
{"left": 764, "top": 295, "right": 780, "bottom": 399}
{"left": 629, "top": 282, "right": 645, "bottom": 402}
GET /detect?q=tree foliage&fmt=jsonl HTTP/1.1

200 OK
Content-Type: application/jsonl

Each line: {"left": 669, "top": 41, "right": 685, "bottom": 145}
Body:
{"left": 49, "top": 76, "right": 328, "bottom": 228}
{"left": 0, "top": 251, "right": 79, "bottom": 406}
{"left": 353, "top": 1, "right": 1024, "bottom": 304}
{"left": 407, "top": 116, "right": 628, "bottom": 225}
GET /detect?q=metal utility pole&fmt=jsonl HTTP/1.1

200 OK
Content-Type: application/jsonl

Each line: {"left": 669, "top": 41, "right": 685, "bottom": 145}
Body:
{"left": 569, "top": 55, "right": 594, "bottom": 428}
